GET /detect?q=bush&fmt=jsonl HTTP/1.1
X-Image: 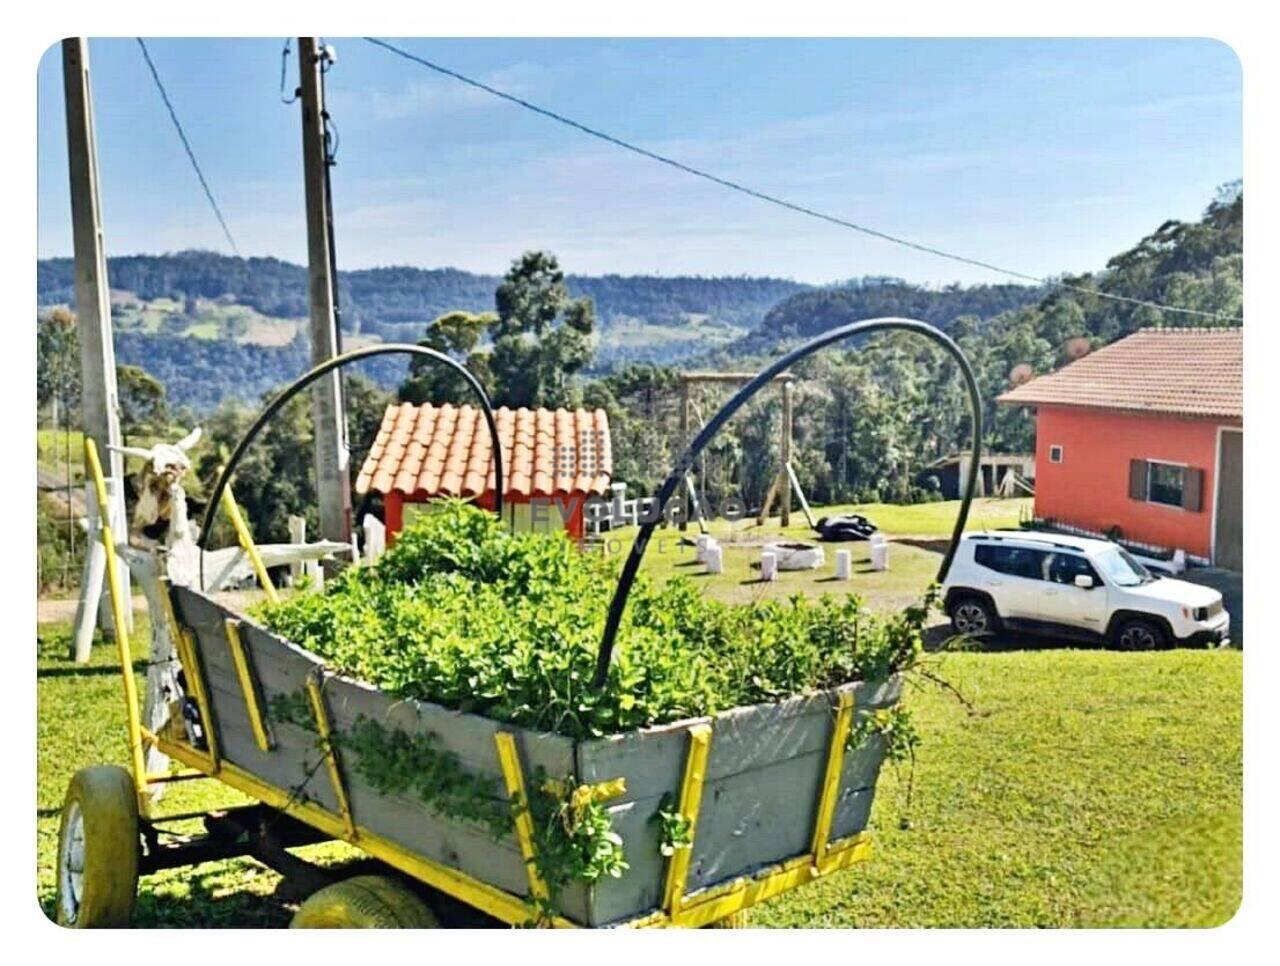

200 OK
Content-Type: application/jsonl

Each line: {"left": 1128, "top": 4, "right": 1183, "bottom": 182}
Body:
{"left": 258, "top": 500, "right": 931, "bottom": 739}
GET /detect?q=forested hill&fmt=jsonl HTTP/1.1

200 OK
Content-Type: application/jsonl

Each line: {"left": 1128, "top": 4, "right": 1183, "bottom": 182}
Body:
{"left": 744, "top": 278, "right": 1045, "bottom": 350}
{"left": 750, "top": 181, "right": 1242, "bottom": 353}
{"left": 36, "top": 252, "right": 808, "bottom": 334}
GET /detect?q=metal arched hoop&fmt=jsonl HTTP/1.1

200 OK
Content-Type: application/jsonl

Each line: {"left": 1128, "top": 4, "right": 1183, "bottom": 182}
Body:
{"left": 592, "top": 317, "right": 983, "bottom": 688}
{"left": 198, "top": 343, "right": 504, "bottom": 587}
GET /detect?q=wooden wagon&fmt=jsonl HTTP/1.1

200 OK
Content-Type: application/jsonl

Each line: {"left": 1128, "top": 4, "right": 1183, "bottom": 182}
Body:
{"left": 54, "top": 321, "right": 980, "bottom": 928}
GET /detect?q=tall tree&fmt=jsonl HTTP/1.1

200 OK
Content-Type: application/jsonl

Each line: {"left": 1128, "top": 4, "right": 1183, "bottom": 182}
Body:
{"left": 399, "top": 310, "right": 496, "bottom": 406}
{"left": 117, "top": 364, "right": 169, "bottom": 441}
{"left": 37, "top": 308, "right": 80, "bottom": 426}
{"left": 490, "top": 251, "right": 595, "bottom": 408}
{"left": 397, "top": 252, "right": 597, "bottom": 410}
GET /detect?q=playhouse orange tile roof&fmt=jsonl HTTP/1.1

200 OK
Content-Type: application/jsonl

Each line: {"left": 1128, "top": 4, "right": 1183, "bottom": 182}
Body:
{"left": 356, "top": 403, "right": 612, "bottom": 499}
{"left": 997, "top": 327, "right": 1242, "bottom": 420}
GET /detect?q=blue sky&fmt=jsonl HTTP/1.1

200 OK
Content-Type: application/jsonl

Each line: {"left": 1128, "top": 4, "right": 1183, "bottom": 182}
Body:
{"left": 37, "top": 37, "right": 1241, "bottom": 285}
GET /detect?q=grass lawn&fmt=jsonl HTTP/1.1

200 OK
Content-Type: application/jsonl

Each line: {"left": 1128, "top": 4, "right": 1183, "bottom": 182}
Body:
{"left": 601, "top": 497, "right": 1029, "bottom": 613}
{"left": 36, "top": 607, "right": 1240, "bottom": 927}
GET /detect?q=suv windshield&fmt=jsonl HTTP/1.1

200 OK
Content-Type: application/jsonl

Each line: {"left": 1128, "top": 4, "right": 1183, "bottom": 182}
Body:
{"left": 1094, "top": 547, "right": 1154, "bottom": 586}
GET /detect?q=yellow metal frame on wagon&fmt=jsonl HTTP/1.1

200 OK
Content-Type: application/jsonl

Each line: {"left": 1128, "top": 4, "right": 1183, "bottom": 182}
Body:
{"left": 88, "top": 436, "right": 874, "bottom": 928}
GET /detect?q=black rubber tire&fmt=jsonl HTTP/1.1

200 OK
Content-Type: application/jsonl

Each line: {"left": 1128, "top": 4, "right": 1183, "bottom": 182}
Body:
{"left": 1113, "top": 617, "right": 1167, "bottom": 651}
{"left": 948, "top": 594, "right": 999, "bottom": 637}
{"left": 290, "top": 875, "right": 440, "bottom": 928}
{"left": 55, "top": 766, "right": 140, "bottom": 927}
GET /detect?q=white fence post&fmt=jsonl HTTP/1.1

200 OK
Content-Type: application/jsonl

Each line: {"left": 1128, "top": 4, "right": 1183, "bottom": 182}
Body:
{"left": 287, "top": 515, "right": 306, "bottom": 585}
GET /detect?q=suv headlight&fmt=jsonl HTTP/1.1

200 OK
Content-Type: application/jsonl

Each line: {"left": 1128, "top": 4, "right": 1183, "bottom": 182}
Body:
{"left": 1182, "top": 605, "right": 1210, "bottom": 621}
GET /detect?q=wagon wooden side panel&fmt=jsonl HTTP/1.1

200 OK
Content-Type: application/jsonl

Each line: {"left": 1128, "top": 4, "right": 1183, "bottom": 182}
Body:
{"left": 576, "top": 677, "right": 901, "bottom": 925}
{"left": 170, "top": 587, "right": 582, "bottom": 918}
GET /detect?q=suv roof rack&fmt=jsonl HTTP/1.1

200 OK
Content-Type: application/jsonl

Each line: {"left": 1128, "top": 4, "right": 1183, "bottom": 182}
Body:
{"left": 967, "top": 532, "right": 1091, "bottom": 552}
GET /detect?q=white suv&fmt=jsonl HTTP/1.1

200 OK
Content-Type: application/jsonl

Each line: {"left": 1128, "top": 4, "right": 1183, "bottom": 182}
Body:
{"left": 942, "top": 531, "right": 1230, "bottom": 649}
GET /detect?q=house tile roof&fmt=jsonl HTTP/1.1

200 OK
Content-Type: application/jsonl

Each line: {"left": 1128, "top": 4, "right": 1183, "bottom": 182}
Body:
{"left": 997, "top": 327, "right": 1242, "bottom": 419}
{"left": 356, "top": 403, "right": 612, "bottom": 499}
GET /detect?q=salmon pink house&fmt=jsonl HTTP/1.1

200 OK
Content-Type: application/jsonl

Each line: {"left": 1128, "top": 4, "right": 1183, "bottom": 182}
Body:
{"left": 998, "top": 328, "right": 1242, "bottom": 570}
{"left": 356, "top": 403, "right": 613, "bottom": 542}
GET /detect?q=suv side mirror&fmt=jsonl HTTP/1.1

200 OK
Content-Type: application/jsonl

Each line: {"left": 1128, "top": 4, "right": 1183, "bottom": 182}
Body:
{"left": 1074, "top": 574, "right": 1095, "bottom": 589}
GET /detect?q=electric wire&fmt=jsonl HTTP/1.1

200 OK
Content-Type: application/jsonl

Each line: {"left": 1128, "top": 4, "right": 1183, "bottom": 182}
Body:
{"left": 364, "top": 37, "right": 1241, "bottom": 325}
{"left": 136, "top": 38, "right": 241, "bottom": 256}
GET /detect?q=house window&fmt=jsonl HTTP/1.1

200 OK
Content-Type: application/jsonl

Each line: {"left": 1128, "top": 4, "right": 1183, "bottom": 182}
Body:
{"left": 1049, "top": 445, "right": 1064, "bottom": 464}
{"left": 1129, "top": 459, "right": 1204, "bottom": 511}
{"left": 1148, "top": 462, "right": 1185, "bottom": 507}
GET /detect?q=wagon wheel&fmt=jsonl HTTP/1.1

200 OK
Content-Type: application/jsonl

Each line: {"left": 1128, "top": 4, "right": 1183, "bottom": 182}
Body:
{"left": 55, "top": 766, "right": 140, "bottom": 927}
{"left": 290, "top": 874, "right": 440, "bottom": 928}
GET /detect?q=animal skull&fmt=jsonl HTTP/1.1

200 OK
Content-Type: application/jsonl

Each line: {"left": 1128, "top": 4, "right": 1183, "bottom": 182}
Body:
{"left": 111, "top": 428, "right": 202, "bottom": 548}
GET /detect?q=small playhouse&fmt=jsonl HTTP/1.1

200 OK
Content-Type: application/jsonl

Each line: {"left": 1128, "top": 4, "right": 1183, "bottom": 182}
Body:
{"left": 356, "top": 402, "right": 613, "bottom": 542}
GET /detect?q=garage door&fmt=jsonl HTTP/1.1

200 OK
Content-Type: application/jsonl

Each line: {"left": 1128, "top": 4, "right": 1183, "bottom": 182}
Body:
{"left": 1214, "top": 429, "right": 1243, "bottom": 571}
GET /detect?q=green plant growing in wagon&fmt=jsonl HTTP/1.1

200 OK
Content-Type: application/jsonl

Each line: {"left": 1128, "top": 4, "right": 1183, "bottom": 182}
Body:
{"left": 252, "top": 500, "right": 942, "bottom": 914}
{"left": 847, "top": 706, "right": 921, "bottom": 765}
{"left": 651, "top": 792, "right": 694, "bottom": 857}
{"left": 254, "top": 500, "right": 936, "bottom": 740}
{"left": 525, "top": 774, "right": 629, "bottom": 917}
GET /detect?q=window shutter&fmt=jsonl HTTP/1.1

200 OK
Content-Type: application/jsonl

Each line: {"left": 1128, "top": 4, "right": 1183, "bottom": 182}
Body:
{"left": 1128, "top": 460, "right": 1149, "bottom": 501}
{"left": 1183, "top": 467, "right": 1204, "bottom": 512}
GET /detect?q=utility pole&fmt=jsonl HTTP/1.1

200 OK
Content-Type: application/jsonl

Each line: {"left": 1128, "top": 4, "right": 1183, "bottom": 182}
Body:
{"left": 779, "top": 380, "right": 793, "bottom": 527}
{"left": 297, "top": 37, "right": 352, "bottom": 551}
{"left": 62, "top": 38, "right": 130, "bottom": 661}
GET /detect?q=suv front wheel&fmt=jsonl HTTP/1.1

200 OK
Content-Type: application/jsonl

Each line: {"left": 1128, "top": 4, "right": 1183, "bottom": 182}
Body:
{"left": 1113, "top": 616, "right": 1168, "bottom": 651}
{"left": 949, "top": 595, "right": 998, "bottom": 637}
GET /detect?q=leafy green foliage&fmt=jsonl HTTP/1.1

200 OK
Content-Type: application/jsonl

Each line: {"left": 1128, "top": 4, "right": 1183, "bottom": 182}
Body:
{"left": 194, "top": 373, "right": 391, "bottom": 544}
{"left": 256, "top": 501, "right": 930, "bottom": 740}
{"left": 651, "top": 792, "right": 693, "bottom": 857}
{"left": 525, "top": 774, "right": 629, "bottom": 916}
{"left": 848, "top": 706, "right": 921, "bottom": 765}
{"left": 338, "top": 716, "right": 511, "bottom": 837}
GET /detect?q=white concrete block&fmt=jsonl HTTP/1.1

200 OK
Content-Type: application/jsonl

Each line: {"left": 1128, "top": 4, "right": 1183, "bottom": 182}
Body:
{"left": 870, "top": 540, "right": 889, "bottom": 572}
{"left": 835, "top": 549, "right": 852, "bottom": 580}
{"left": 761, "top": 551, "right": 778, "bottom": 582}
{"left": 706, "top": 545, "right": 724, "bottom": 574}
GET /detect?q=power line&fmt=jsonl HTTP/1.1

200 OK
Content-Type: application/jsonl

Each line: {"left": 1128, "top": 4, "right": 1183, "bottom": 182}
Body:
{"left": 135, "top": 38, "right": 241, "bottom": 256}
{"left": 364, "top": 37, "right": 1241, "bottom": 325}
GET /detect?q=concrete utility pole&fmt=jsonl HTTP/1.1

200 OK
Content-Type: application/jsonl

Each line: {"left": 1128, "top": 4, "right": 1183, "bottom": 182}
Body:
{"left": 297, "top": 37, "right": 352, "bottom": 549}
{"left": 62, "top": 38, "right": 130, "bottom": 660}
{"left": 779, "top": 380, "right": 794, "bottom": 527}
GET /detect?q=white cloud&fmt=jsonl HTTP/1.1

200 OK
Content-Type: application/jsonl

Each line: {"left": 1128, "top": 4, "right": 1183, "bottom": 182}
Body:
{"left": 333, "top": 63, "right": 549, "bottom": 123}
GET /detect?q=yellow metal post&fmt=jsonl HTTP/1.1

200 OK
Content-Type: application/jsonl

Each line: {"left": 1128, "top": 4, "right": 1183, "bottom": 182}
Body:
{"left": 494, "top": 731, "right": 550, "bottom": 907}
{"left": 84, "top": 439, "right": 148, "bottom": 803}
{"left": 810, "top": 690, "right": 856, "bottom": 869}
{"left": 177, "top": 627, "right": 221, "bottom": 772}
{"left": 224, "top": 618, "right": 273, "bottom": 752}
{"left": 306, "top": 673, "right": 356, "bottom": 839}
{"left": 219, "top": 482, "right": 279, "bottom": 604}
{"left": 662, "top": 723, "right": 712, "bottom": 917}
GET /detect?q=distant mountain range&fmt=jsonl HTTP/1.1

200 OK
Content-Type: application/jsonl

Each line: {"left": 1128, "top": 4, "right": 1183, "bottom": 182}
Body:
{"left": 36, "top": 251, "right": 1044, "bottom": 410}
{"left": 37, "top": 251, "right": 809, "bottom": 335}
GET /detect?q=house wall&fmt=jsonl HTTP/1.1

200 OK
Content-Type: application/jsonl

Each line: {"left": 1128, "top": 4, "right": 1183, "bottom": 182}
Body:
{"left": 1032, "top": 405, "right": 1234, "bottom": 558}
